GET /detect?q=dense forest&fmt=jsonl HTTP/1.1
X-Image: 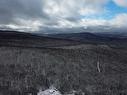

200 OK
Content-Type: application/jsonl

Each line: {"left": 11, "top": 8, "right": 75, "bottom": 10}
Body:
{"left": 0, "top": 44, "right": 127, "bottom": 95}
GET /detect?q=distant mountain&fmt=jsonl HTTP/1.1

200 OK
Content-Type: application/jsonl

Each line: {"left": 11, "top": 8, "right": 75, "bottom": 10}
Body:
{"left": 0, "top": 30, "right": 41, "bottom": 39}
{"left": 47, "top": 32, "right": 107, "bottom": 41}
{"left": 96, "top": 32, "right": 127, "bottom": 38}
{"left": 0, "top": 30, "right": 81, "bottom": 48}
{"left": 1, "top": 30, "right": 127, "bottom": 48}
{"left": 46, "top": 32, "right": 127, "bottom": 48}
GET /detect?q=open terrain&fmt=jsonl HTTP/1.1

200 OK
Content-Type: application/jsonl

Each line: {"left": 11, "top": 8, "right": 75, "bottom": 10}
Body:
{"left": 0, "top": 30, "right": 127, "bottom": 95}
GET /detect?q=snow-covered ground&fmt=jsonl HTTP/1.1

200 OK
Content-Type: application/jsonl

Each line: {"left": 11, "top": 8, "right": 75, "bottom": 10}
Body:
{"left": 37, "top": 86, "right": 85, "bottom": 95}
{"left": 37, "top": 86, "right": 62, "bottom": 95}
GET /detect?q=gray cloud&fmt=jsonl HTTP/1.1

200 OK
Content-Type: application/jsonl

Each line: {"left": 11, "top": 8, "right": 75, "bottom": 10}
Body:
{"left": 0, "top": 0, "right": 49, "bottom": 24}
{"left": 0, "top": 0, "right": 127, "bottom": 33}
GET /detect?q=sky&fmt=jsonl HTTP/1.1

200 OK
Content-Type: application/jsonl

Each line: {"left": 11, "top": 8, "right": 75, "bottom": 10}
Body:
{"left": 0, "top": 0, "right": 127, "bottom": 34}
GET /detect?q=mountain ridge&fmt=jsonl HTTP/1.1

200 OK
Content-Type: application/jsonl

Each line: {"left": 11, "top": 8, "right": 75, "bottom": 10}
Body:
{"left": 0, "top": 30, "right": 81, "bottom": 48}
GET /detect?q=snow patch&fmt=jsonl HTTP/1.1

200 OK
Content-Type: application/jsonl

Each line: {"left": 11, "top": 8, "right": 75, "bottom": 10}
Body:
{"left": 37, "top": 86, "right": 62, "bottom": 95}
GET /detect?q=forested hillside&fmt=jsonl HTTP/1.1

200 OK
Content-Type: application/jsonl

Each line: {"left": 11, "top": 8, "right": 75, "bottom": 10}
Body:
{"left": 0, "top": 45, "right": 127, "bottom": 95}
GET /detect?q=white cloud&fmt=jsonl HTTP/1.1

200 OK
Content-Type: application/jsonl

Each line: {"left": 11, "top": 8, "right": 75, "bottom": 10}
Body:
{"left": 113, "top": 0, "right": 127, "bottom": 7}
{"left": 55, "top": 19, "right": 77, "bottom": 28}
{"left": 0, "top": 0, "right": 127, "bottom": 32}
{"left": 111, "top": 13, "right": 127, "bottom": 27}
{"left": 80, "top": 19, "right": 109, "bottom": 27}
{"left": 0, "top": 0, "right": 109, "bottom": 32}
{"left": 0, "top": 18, "right": 43, "bottom": 32}
{"left": 43, "top": 0, "right": 108, "bottom": 18}
{"left": 16, "top": 18, "right": 43, "bottom": 31}
{"left": 5, "top": 13, "right": 127, "bottom": 32}
{"left": 49, "top": 13, "right": 127, "bottom": 29}
{"left": 80, "top": 13, "right": 127, "bottom": 28}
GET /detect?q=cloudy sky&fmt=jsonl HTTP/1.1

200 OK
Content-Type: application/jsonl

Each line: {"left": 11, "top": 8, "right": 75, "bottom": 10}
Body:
{"left": 0, "top": 0, "right": 127, "bottom": 33}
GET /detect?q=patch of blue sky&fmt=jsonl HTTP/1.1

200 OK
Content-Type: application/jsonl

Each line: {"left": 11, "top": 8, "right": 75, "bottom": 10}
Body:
{"left": 106, "top": 0, "right": 127, "bottom": 16}
{"left": 81, "top": 0, "right": 127, "bottom": 20}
